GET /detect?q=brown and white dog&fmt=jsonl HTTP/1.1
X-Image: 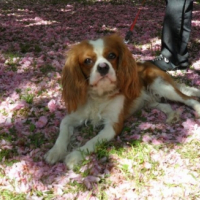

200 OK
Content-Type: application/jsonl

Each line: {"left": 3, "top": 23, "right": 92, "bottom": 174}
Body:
{"left": 44, "top": 34, "right": 200, "bottom": 169}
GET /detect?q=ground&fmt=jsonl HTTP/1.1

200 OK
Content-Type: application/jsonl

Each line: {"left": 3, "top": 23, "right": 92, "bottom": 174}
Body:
{"left": 0, "top": 0, "right": 200, "bottom": 199}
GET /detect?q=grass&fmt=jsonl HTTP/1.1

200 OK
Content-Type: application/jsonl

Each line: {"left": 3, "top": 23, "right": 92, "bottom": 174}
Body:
{"left": 116, "top": 142, "right": 163, "bottom": 187}
{"left": 20, "top": 88, "right": 34, "bottom": 104}
{"left": 1, "top": 97, "right": 199, "bottom": 197}
{"left": 29, "top": 123, "right": 36, "bottom": 132}
{"left": 177, "top": 140, "right": 200, "bottom": 162}
{"left": 46, "top": 0, "right": 136, "bottom": 5}
{"left": 21, "top": 93, "right": 34, "bottom": 104}
{"left": 0, "top": 149, "right": 12, "bottom": 162}
{"left": 3, "top": 52, "right": 21, "bottom": 60}
{"left": 20, "top": 43, "right": 31, "bottom": 54}
{"left": 13, "top": 107, "right": 30, "bottom": 118}
{"left": 39, "top": 64, "right": 55, "bottom": 74}
{"left": 65, "top": 134, "right": 200, "bottom": 197}
{"left": 0, "top": 189, "right": 26, "bottom": 200}
{"left": 0, "top": 128, "right": 18, "bottom": 163}
{"left": 28, "top": 132, "right": 47, "bottom": 148}
{"left": 66, "top": 181, "right": 87, "bottom": 193}
{"left": 70, "top": 138, "right": 165, "bottom": 194}
{"left": 0, "top": 0, "right": 200, "bottom": 198}
{"left": 4, "top": 52, "right": 21, "bottom": 72}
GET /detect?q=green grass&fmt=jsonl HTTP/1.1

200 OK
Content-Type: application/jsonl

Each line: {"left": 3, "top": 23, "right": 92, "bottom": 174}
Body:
{"left": 21, "top": 93, "right": 34, "bottom": 104}
{"left": 1, "top": 124, "right": 200, "bottom": 198}
{"left": 0, "top": 127, "right": 18, "bottom": 163}
{"left": 34, "top": 45, "right": 42, "bottom": 53}
{"left": 15, "top": 88, "right": 22, "bottom": 94}
{"left": 20, "top": 88, "right": 34, "bottom": 104}
{"left": 71, "top": 138, "right": 164, "bottom": 194}
{"left": 29, "top": 123, "right": 36, "bottom": 132}
{"left": 4, "top": 52, "right": 21, "bottom": 60}
{"left": 13, "top": 107, "right": 30, "bottom": 118}
{"left": 20, "top": 43, "right": 31, "bottom": 53}
{"left": 0, "top": 115, "right": 199, "bottom": 199}
{"left": 0, "top": 132, "right": 13, "bottom": 142}
{"left": 177, "top": 140, "right": 200, "bottom": 162}
{"left": 47, "top": 0, "right": 134, "bottom": 5}
{"left": 19, "top": 43, "right": 42, "bottom": 54}
{"left": 39, "top": 64, "right": 55, "bottom": 74}
{"left": 116, "top": 142, "right": 162, "bottom": 187}
{"left": 94, "top": 141, "right": 111, "bottom": 159}
{"left": 0, "top": 149, "right": 13, "bottom": 162}
{"left": 28, "top": 132, "right": 47, "bottom": 148}
{"left": 81, "top": 124, "right": 97, "bottom": 140}
{"left": 0, "top": 189, "right": 26, "bottom": 200}
{"left": 0, "top": 127, "right": 17, "bottom": 141}
{"left": 67, "top": 181, "right": 86, "bottom": 192}
{"left": 3, "top": 52, "right": 21, "bottom": 72}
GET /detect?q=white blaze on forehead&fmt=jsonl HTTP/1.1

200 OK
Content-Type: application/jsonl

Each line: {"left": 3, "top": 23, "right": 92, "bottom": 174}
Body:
{"left": 88, "top": 38, "right": 117, "bottom": 91}
{"left": 89, "top": 39, "right": 104, "bottom": 57}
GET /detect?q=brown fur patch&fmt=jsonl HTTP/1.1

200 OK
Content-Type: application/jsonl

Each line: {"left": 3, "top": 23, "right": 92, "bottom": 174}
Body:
{"left": 62, "top": 41, "right": 95, "bottom": 113}
{"left": 137, "top": 61, "right": 194, "bottom": 100}
{"left": 113, "top": 109, "right": 124, "bottom": 136}
{"left": 104, "top": 34, "right": 142, "bottom": 100}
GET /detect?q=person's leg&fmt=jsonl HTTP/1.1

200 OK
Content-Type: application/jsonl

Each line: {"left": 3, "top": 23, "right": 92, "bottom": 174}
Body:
{"left": 161, "top": 0, "right": 186, "bottom": 65}
{"left": 152, "top": 0, "right": 193, "bottom": 71}
{"left": 177, "top": 0, "right": 193, "bottom": 67}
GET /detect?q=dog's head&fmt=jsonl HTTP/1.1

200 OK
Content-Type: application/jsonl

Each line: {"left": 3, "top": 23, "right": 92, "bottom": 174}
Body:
{"left": 62, "top": 34, "right": 140, "bottom": 113}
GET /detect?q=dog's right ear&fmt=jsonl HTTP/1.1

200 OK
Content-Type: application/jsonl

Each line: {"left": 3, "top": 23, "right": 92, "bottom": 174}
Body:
{"left": 62, "top": 46, "right": 88, "bottom": 113}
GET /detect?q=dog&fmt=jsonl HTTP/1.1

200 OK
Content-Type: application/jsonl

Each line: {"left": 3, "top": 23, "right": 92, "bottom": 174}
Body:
{"left": 44, "top": 34, "right": 200, "bottom": 169}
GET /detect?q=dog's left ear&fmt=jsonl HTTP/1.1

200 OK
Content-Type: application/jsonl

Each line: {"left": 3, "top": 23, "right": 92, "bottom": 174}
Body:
{"left": 112, "top": 35, "right": 140, "bottom": 99}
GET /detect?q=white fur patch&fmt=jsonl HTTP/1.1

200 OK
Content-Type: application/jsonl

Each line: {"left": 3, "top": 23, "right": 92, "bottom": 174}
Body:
{"left": 149, "top": 77, "right": 186, "bottom": 103}
{"left": 89, "top": 39, "right": 104, "bottom": 56}
{"left": 88, "top": 39, "right": 117, "bottom": 94}
{"left": 45, "top": 91, "right": 125, "bottom": 168}
{"left": 149, "top": 77, "right": 200, "bottom": 118}
{"left": 177, "top": 83, "right": 200, "bottom": 98}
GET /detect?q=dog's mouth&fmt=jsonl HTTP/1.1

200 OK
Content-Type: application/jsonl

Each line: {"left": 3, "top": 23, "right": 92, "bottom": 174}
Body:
{"left": 89, "top": 76, "right": 118, "bottom": 96}
{"left": 90, "top": 75, "right": 116, "bottom": 87}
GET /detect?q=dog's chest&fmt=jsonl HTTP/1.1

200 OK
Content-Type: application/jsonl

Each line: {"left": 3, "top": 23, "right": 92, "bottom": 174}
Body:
{"left": 84, "top": 97, "right": 111, "bottom": 126}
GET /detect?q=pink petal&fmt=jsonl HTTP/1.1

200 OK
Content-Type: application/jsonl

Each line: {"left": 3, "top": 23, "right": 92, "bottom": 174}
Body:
{"left": 47, "top": 99, "right": 57, "bottom": 112}
{"left": 36, "top": 116, "right": 48, "bottom": 128}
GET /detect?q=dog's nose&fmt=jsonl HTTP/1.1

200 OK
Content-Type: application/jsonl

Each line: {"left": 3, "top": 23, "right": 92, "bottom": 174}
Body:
{"left": 97, "top": 62, "right": 109, "bottom": 76}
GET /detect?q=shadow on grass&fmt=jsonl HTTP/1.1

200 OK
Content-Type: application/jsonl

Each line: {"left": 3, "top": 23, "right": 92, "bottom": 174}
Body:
{"left": 1, "top": 93, "right": 200, "bottom": 196}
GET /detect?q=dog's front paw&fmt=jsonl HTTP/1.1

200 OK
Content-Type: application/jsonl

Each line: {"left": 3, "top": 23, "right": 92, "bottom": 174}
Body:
{"left": 64, "top": 150, "right": 83, "bottom": 169}
{"left": 166, "top": 111, "right": 180, "bottom": 124}
{"left": 44, "top": 145, "right": 66, "bottom": 165}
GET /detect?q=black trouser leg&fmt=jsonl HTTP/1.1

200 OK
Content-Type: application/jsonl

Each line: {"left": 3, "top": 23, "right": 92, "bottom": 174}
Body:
{"left": 178, "top": 0, "right": 193, "bottom": 65}
{"left": 161, "top": 0, "right": 193, "bottom": 66}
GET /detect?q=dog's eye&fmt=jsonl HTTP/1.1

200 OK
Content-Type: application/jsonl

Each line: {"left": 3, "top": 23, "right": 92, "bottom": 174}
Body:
{"left": 107, "top": 53, "right": 116, "bottom": 60}
{"left": 84, "top": 58, "right": 93, "bottom": 65}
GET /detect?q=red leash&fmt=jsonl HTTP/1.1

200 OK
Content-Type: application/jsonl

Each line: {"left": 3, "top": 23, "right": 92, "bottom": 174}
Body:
{"left": 125, "top": 0, "right": 146, "bottom": 43}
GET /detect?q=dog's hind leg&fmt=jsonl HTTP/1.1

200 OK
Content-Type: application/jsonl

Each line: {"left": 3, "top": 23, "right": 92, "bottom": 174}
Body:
{"left": 148, "top": 102, "right": 180, "bottom": 123}
{"left": 176, "top": 83, "right": 200, "bottom": 98}
{"left": 150, "top": 77, "right": 200, "bottom": 117}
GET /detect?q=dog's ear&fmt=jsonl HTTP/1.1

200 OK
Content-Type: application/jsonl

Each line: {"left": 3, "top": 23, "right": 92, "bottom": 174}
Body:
{"left": 114, "top": 35, "right": 141, "bottom": 99}
{"left": 62, "top": 46, "right": 88, "bottom": 113}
